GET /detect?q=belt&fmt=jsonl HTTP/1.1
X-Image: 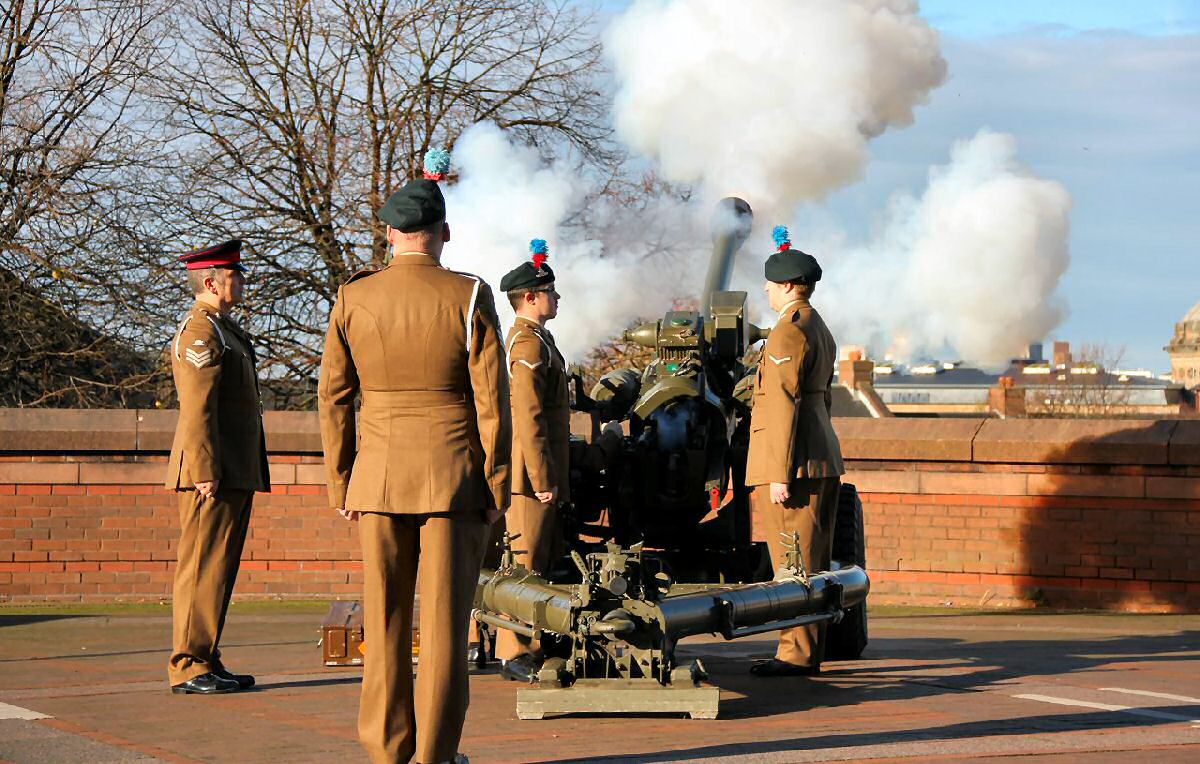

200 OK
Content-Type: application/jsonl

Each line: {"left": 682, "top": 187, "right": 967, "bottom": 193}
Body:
{"left": 361, "top": 390, "right": 467, "bottom": 407}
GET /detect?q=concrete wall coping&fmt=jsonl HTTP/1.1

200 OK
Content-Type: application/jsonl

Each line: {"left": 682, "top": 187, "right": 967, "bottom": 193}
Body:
{"left": 0, "top": 408, "right": 1196, "bottom": 467}
{"left": 0, "top": 408, "right": 322, "bottom": 454}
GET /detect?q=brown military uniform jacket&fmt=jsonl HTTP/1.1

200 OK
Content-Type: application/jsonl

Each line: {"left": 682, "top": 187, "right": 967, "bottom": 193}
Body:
{"left": 318, "top": 254, "right": 511, "bottom": 515}
{"left": 165, "top": 301, "right": 270, "bottom": 492}
{"left": 745, "top": 298, "right": 845, "bottom": 485}
{"left": 507, "top": 317, "right": 571, "bottom": 502}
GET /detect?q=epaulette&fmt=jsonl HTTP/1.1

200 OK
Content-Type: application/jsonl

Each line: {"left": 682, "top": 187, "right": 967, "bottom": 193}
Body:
{"left": 346, "top": 264, "right": 384, "bottom": 284}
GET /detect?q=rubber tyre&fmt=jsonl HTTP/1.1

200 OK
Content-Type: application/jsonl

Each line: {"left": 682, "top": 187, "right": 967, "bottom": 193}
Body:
{"left": 825, "top": 482, "right": 868, "bottom": 661}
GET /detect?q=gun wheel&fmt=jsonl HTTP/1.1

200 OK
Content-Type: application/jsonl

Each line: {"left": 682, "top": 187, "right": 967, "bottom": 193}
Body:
{"left": 826, "top": 482, "right": 868, "bottom": 661}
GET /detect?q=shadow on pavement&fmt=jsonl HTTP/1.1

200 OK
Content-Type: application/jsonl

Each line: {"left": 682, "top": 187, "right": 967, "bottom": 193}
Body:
{"left": 533, "top": 626, "right": 1197, "bottom": 761}
{"left": 260, "top": 675, "right": 363, "bottom": 690}
{"left": 714, "top": 629, "right": 1199, "bottom": 720}
{"left": 0, "top": 638, "right": 311, "bottom": 663}
{"left": 0, "top": 614, "right": 92, "bottom": 628}
{"left": 533, "top": 705, "right": 1197, "bottom": 763}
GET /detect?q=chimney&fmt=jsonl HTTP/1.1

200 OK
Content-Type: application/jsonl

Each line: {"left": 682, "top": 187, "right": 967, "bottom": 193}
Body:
{"left": 839, "top": 349, "right": 875, "bottom": 389}
{"left": 1052, "top": 341, "right": 1072, "bottom": 367}
{"left": 988, "top": 375, "right": 1026, "bottom": 419}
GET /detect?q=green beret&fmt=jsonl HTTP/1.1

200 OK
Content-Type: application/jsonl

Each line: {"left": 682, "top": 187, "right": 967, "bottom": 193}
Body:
{"left": 765, "top": 248, "right": 822, "bottom": 284}
{"left": 377, "top": 179, "right": 445, "bottom": 232}
{"left": 500, "top": 261, "right": 555, "bottom": 293}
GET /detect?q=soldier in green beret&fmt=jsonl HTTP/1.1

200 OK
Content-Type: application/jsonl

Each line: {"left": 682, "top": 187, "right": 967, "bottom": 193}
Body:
{"left": 318, "top": 149, "right": 510, "bottom": 764}
{"left": 744, "top": 226, "right": 845, "bottom": 677}
{"left": 493, "top": 239, "right": 568, "bottom": 682}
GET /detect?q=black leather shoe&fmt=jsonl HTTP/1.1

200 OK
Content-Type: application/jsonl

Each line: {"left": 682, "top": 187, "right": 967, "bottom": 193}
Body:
{"left": 467, "top": 642, "right": 487, "bottom": 668}
{"left": 750, "top": 659, "right": 820, "bottom": 677}
{"left": 171, "top": 672, "right": 241, "bottom": 694}
{"left": 499, "top": 653, "right": 541, "bottom": 683}
{"left": 214, "top": 667, "right": 255, "bottom": 689}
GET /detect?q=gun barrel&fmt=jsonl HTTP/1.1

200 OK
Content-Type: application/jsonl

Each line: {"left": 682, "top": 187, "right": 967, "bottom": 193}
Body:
{"left": 475, "top": 569, "right": 576, "bottom": 636}
{"left": 475, "top": 564, "right": 869, "bottom": 643}
{"left": 702, "top": 197, "right": 753, "bottom": 316}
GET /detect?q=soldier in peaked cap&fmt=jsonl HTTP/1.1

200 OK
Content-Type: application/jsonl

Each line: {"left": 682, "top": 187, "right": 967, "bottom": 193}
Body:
{"left": 165, "top": 239, "right": 269, "bottom": 695}
{"left": 493, "top": 240, "right": 569, "bottom": 683}
{"left": 318, "top": 149, "right": 510, "bottom": 764}
{"left": 744, "top": 226, "right": 845, "bottom": 678}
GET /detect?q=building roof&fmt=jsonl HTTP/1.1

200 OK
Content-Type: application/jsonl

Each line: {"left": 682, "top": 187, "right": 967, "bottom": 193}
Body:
{"left": 1185, "top": 300, "right": 1200, "bottom": 323}
{"left": 859, "top": 363, "right": 1176, "bottom": 390}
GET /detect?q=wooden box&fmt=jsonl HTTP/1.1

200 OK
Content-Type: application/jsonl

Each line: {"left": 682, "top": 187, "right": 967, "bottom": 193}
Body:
{"left": 321, "top": 600, "right": 365, "bottom": 667}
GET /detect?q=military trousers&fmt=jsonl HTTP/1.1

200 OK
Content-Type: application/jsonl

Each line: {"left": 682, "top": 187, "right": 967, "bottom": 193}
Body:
{"left": 753, "top": 477, "right": 840, "bottom": 667}
{"left": 168, "top": 488, "right": 253, "bottom": 686}
{"left": 495, "top": 494, "right": 561, "bottom": 661}
{"left": 358, "top": 511, "right": 487, "bottom": 764}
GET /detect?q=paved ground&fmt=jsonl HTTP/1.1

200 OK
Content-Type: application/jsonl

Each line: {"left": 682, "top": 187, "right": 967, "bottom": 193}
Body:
{"left": 1, "top": 603, "right": 1198, "bottom": 763}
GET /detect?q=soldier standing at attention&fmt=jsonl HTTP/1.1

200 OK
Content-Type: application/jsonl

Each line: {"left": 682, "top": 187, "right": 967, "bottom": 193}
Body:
{"left": 494, "top": 240, "right": 568, "bottom": 683}
{"left": 744, "top": 226, "right": 845, "bottom": 678}
{"left": 318, "top": 149, "right": 510, "bottom": 764}
{"left": 165, "top": 240, "right": 269, "bottom": 695}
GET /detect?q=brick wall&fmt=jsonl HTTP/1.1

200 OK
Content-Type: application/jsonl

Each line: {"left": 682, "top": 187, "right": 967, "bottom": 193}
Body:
{"left": 1, "top": 410, "right": 1198, "bottom": 611}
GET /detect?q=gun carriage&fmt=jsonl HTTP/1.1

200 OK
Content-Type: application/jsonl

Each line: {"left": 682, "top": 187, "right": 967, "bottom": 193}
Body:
{"left": 473, "top": 198, "right": 869, "bottom": 718}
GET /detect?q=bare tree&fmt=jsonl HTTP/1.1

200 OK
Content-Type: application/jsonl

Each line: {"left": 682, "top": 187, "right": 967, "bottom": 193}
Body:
{"left": 1027, "top": 343, "right": 1134, "bottom": 418}
{"left": 0, "top": 0, "right": 173, "bottom": 406}
{"left": 149, "top": 0, "right": 609, "bottom": 408}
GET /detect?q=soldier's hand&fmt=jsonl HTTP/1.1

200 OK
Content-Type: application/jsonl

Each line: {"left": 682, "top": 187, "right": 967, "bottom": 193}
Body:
{"left": 535, "top": 487, "right": 558, "bottom": 505}
{"left": 486, "top": 507, "right": 507, "bottom": 525}
{"left": 195, "top": 480, "right": 218, "bottom": 499}
{"left": 336, "top": 508, "right": 360, "bottom": 522}
{"left": 770, "top": 482, "right": 790, "bottom": 504}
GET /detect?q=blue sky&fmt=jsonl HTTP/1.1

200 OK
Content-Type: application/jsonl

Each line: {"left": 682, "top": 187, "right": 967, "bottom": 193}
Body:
{"left": 919, "top": 0, "right": 1200, "bottom": 37}
{"left": 822, "top": 1, "right": 1200, "bottom": 371}
{"left": 596, "top": 1, "right": 1200, "bottom": 371}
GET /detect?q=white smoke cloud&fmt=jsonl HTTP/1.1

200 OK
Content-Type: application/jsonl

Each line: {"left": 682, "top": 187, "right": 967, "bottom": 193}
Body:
{"left": 439, "top": 122, "right": 692, "bottom": 360}
{"left": 605, "top": 0, "right": 947, "bottom": 214}
{"left": 434, "top": 6, "right": 1071, "bottom": 371}
{"left": 816, "top": 130, "right": 1073, "bottom": 367}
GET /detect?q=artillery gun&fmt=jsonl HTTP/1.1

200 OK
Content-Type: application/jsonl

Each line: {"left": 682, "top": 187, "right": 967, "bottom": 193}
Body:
{"left": 474, "top": 198, "right": 869, "bottom": 719}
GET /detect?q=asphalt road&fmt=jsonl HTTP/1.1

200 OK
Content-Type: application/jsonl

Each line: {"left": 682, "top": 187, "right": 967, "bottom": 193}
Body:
{"left": 1, "top": 605, "right": 1198, "bottom": 763}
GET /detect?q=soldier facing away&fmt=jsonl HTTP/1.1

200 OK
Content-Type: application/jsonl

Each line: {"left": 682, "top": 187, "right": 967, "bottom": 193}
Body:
{"left": 165, "top": 239, "right": 269, "bottom": 695}
{"left": 318, "top": 150, "right": 510, "bottom": 764}
{"left": 494, "top": 239, "right": 569, "bottom": 683}
{"left": 744, "top": 226, "right": 845, "bottom": 677}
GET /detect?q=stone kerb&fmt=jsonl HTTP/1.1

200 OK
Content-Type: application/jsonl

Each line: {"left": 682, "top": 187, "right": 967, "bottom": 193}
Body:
{"left": 0, "top": 409, "right": 138, "bottom": 451}
{"left": 835, "top": 417, "right": 983, "bottom": 462}
{"left": 972, "top": 418, "right": 1178, "bottom": 465}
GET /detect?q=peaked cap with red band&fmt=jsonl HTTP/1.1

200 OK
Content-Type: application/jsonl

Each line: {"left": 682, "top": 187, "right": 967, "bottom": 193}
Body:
{"left": 179, "top": 239, "right": 247, "bottom": 272}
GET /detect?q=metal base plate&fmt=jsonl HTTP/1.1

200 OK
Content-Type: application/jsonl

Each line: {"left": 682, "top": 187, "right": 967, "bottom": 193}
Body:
{"left": 515, "top": 679, "right": 719, "bottom": 720}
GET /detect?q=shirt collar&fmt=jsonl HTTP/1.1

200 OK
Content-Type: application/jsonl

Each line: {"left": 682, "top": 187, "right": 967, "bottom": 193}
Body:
{"left": 387, "top": 252, "right": 439, "bottom": 267}
{"left": 777, "top": 298, "right": 808, "bottom": 318}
